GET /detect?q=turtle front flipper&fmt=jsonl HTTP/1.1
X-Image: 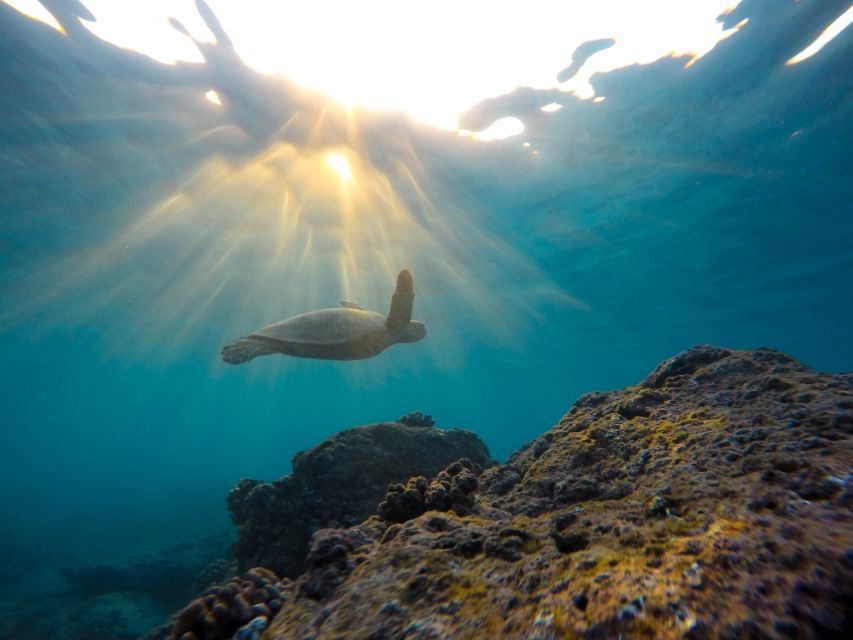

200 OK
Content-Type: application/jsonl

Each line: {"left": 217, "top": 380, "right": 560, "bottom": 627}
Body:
{"left": 386, "top": 269, "right": 414, "bottom": 332}
{"left": 221, "top": 337, "right": 278, "bottom": 364}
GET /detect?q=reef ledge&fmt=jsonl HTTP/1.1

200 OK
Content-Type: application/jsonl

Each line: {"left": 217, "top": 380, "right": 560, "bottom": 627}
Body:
{"left": 162, "top": 346, "right": 853, "bottom": 639}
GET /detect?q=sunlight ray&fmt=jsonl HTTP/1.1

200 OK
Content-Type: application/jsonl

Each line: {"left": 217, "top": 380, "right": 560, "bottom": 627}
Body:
{"left": 4, "top": 104, "right": 589, "bottom": 378}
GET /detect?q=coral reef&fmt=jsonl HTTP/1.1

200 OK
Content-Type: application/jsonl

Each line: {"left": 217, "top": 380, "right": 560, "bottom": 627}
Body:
{"left": 147, "top": 567, "right": 290, "bottom": 640}
{"left": 378, "top": 458, "right": 483, "bottom": 523}
{"left": 261, "top": 346, "right": 852, "bottom": 639}
{"left": 299, "top": 523, "right": 383, "bottom": 601}
{"left": 227, "top": 414, "right": 494, "bottom": 578}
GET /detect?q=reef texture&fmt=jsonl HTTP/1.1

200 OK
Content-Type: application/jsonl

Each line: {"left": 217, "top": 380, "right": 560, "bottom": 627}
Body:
{"left": 148, "top": 567, "right": 291, "bottom": 640}
{"left": 262, "top": 346, "right": 852, "bottom": 639}
{"left": 377, "top": 458, "right": 483, "bottom": 524}
{"left": 227, "top": 413, "right": 494, "bottom": 578}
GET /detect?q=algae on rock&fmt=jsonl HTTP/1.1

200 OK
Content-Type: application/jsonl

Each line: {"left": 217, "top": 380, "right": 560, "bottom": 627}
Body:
{"left": 227, "top": 413, "right": 494, "bottom": 578}
{"left": 264, "top": 347, "right": 853, "bottom": 640}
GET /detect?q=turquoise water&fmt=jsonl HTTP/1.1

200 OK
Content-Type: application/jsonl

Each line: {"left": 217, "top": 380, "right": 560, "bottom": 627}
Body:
{"left": 0, "top": 0, "right": 851, "bottom": 615}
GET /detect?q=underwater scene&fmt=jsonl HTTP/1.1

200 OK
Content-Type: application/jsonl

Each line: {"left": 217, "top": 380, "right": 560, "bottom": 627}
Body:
{"left": 1, "top": 0, "right": 852, "bottom": 638}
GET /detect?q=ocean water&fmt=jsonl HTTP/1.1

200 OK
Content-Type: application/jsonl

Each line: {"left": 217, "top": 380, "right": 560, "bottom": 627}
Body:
{"left": 0, "top": 0, "right": 851, "bottom": 635}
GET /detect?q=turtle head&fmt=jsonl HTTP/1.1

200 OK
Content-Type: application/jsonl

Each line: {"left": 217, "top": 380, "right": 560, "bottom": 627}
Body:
{"left": 396, "top": 320, "right": 427, "bottom": 343}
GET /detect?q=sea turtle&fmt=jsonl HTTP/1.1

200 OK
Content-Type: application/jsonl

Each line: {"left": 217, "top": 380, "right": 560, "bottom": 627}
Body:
{"left": 221, "top": 269, "right": 426, "bottom": 364}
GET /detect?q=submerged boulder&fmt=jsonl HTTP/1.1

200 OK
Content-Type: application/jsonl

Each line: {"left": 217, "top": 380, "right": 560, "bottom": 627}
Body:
{"left": 264, "top": 346, "right": 853, "bottom": 640}
{"left": 227, "top": 413, "right": 494, "bottom": 578}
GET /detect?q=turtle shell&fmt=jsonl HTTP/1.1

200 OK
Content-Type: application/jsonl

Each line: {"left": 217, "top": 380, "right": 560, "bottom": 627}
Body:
{"left": 251, "top": 308, "right": 386, "bottom": 346}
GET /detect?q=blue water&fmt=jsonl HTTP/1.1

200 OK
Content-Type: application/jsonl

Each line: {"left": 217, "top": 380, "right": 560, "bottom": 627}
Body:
{"left": 0, "top": 0, "right": 851, "bottom": 613}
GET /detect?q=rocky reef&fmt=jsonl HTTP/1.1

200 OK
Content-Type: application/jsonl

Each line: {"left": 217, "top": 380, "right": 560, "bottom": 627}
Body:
{"left": 226, "top": 413, "right": 494, "bottom": 578}
{"left": 150, "top": 567, "right": 290, "bottom": 640}
{"left": 378, "top": 458, "right": 483, "bottom": 524}
{"left": 257, "top": 346, "right": 852, "bottom": 639}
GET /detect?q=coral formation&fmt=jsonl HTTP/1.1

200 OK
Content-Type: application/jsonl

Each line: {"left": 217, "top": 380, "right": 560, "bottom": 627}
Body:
{"left": 151, "top": 567, "right": 289, "bottom": 640}
{"left": 260, "top": 346, "right": 852, "bottom": 639}
{"left": 227, "top": 415, "right": 494, "bottom": 578}
{"left": 378, "top": 458, "right": 482, "bottom": 523}
{"left": 397, "top": 411, "right": 436, "bottom": 428}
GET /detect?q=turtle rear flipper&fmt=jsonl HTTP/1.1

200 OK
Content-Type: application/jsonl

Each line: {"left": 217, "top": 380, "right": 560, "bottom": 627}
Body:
{"left": 386, "top": 269, "right": 414, "bottom": 332}
{"left": 221, "top": 337, "right": 277, "bottom": 364}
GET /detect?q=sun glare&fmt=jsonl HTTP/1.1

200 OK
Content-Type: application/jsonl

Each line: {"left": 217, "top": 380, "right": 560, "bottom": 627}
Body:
{"left": 786, "top": 5, "right": 852, "bottom": 66}
{"left": 1, "top": 0, "right": 752, "bottom": 130}
{"left": 326, "top": 153, "right": 352, "bottom": 181}
{"left": 6, "top": 1, "right": 754, "bottom": 374}
{"left": 471, "top": 117, "right": 525, "bottom": 142}
{"left": 3, "top": 0, "right": 62, "bottom": 31}
{"left": 13, "top": 133, "right": 571, "bottom": 373}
